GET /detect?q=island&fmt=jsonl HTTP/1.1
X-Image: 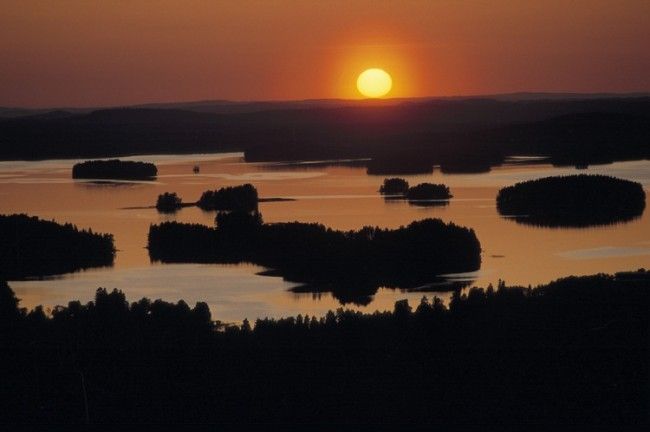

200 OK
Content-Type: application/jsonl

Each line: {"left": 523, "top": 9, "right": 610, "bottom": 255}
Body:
{"left": 72, "top": 159, "right": 157, "bottom": 180}
{"left": 379, "top": 177, "right": 410, "bottom": 195}
{"left": 0, "top": 213, "right": 115, "bottom": 279}
{"left": 379, "top": 178, "right": 453, "bottom": 206}
{"left": 153, "top": 185, "right": 292, "bottom": 213}
{"left": 196, "top": 183, "right": 259, "bottom": 211}
{"left": 496, "top": 174, "right": 646, "bottom": 227}
{"left": 148, "top": 211, "right": 481, "bottom": 303}
{"left": 156, "top": 192, "right": 183, "bottom": 213}
{"left": 406, "top": 183, "right": 453, "bottom": 201}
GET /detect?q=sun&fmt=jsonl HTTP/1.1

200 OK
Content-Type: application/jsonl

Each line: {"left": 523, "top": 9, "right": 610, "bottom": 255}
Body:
{"left": 356, "top": 68, "right": 392, "bottom": 98}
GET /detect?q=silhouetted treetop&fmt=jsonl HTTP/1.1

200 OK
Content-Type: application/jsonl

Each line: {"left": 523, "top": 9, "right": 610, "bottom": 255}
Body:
{"left": 197, "top": 184, "right": 258, "bottom": 211}
{"left": 0, "top": 214, "right": 115, "bottom": 279}
{"left": 496, "top": 174, "right": 646, "bottom": 227}
{"left": 72, "top": 159, "right": 157, "bottom": 180}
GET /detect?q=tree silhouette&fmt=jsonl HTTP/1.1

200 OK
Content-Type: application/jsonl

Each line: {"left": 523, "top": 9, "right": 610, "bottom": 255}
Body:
{"left": 156, "top": 192, "right": 183, "bottom": 212}
{"left": 379, "top": 178, "right": 409, "bottom": 195}
{"left": 497, "top": 174, "right": 646, "bottom": 227}
{"left": 72, "top": 159, "right": 157, "bottom": 180}
{"left": 0, "top": 214, "right": 115, "bottom": 279}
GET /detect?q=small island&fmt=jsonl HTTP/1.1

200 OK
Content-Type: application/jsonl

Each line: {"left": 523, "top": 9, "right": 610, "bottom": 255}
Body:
{"left": 0, "top": 214, "right": 115, "bottom": 279}
{"left": 379, "top": 178, "right": 453, "bottom": 205}
{"left": 379, "top": 178, "right": 410, "bottom": 195}
{"left": 72, "top": 159, "right": 157, "bottom": 180}
{"left": 148, "top": 211, "right": 481, "bottom": 303}
{"left": 197, "top": 184, "right": 259, "bottom": 211}
{"left": 406, "top": 183, "right": 453, "bottom": 201}
{"left": 156, "top": 192, "right": 183, "bottom": 213}
{"left": 153, "top": 185, "right": 291, "bottom": 213}
{"left": 496, "top": 174, "right": 646, "bottom": 227}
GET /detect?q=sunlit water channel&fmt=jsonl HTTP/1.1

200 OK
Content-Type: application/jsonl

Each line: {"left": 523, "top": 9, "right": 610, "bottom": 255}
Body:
{"left": 1, "top": 153, "right": 648, "bottom": 322}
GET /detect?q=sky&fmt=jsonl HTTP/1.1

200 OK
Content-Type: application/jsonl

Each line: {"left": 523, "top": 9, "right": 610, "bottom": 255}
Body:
{"left": 1, "top": 0, "right": 649, "bottom": 107}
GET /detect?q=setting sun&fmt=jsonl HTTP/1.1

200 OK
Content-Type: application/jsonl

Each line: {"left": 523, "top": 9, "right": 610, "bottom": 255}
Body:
{"left": 356, "top": 68, "right": 392, "bottom": 98}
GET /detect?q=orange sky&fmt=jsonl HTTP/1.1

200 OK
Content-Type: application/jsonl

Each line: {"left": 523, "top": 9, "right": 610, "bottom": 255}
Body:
{"left": 1, "top": 0, "right": 649, "bottom": 107}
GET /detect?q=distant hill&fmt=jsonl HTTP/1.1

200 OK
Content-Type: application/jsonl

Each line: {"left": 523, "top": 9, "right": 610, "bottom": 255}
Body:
{"left": 2, "top": 92, "right": 649, "bottom": 118}
{"left": 0, "top": 96, "right": 648, "bottom": 166}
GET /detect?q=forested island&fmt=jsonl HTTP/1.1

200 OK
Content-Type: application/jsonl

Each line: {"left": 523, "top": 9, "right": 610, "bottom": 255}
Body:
{"left": 148, "top": 212, "right": 481, "bottom": 303}
{"left": 496, "top": 174, "right": 646, "bottom": 227}
{"left": 1, "top": 271, "right": 647, "bottom": 425}
{"left": 155, "top": 192, "right": 183, "bottom": 212}
{"left": 379, "top": 177, "right": 410, "bottom": 195}
{"left": 406, "top": 183, "right": 452, "bottom": 201}
{"left": 155, "top": 185, "right": 275, "bottom": 213}
{"left": 0, "top": 214, "right": 115, "bottom": 279}
{"left": 379, "top": 178, "right": 452, "bottom": 205}
{"left": 196, "top": 184, "right": 258, "bottom": 211}
{"left": 72, "top": 159, "right": 157, "bottom": 180}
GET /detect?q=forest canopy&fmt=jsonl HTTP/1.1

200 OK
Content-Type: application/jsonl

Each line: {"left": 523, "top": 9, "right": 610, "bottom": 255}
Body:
{"left": 496, "top": 174, "right": 646, "bottom": 227}
{"left": 196, "top": 184, "right": 258, "bottom": 212}
{"left": 0, "top": 214, "right": 115, "bottom": 279}
{"left": 148, "top": 212, "right": 481, "bottom": 303}
{"left": 72, "top": 159, "right": 157, "bottom": 180}
{"left": 0, "top": 271, "right": 647, "bottom": 425}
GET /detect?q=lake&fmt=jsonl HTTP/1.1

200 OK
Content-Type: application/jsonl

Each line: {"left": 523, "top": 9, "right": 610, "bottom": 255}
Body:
{"left": 2, "top": 153, "right": 648, "bottom": 322}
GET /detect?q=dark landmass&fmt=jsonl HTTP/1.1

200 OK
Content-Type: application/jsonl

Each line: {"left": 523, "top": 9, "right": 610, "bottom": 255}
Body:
{"left": 155, "top": 192, "right": 183, "bottom": 213}
{"left": 497, "top": 174, "right": 646, "bottom": 227}
{"left": 1, "top": 271, "right": 647, "bottom": 425}
{"left": 0, "top": 214, "right": 115, "bottom": 279}
{"left": 2, "top": 92, "right": 648, "bottom": 118}
{"left": 196, "top": 184, "right": 258, "bottom": 212}
{"left": 379, "top": 177, "right": 410, "bottom": 195}
{"left": 379, "top": 178, "right": 452, "bottom": 206}
{"left": 406, "top": 183, "right": 453, "bottom": 200}
{"left": 367, "top": 154, "right": 435, "bottom": 175}
{"left": 154, "top": 186, "right": 291, "bottom": 213}
{"left": 72, "top": 159, "right": 157, "bottom": 180}
{"left": 1, "top": 98, "right": 648, "bottom": 173}
{"left": 148, "top": 212, "right": 481, "bottom": 303}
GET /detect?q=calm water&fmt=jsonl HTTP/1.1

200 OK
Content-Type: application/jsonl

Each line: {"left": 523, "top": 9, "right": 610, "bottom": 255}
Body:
{"left": 2, "top": 153, "right": 648, "bottom": 322}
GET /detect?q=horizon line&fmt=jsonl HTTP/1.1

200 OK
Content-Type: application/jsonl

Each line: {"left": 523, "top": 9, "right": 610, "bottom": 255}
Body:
{"left": 2, "top": 90, "right": 650, "bottom": 112}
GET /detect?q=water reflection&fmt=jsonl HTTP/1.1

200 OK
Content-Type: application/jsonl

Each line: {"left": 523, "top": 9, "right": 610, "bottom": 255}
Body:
{"left": 502, "top": 213, "right": 644, "bottom": 228}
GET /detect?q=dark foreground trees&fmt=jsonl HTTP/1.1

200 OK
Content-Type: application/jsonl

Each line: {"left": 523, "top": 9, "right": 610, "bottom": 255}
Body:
{"left": 72, "top": 159, "right": 157, "bottom": 180}
{"left": 148, "top": 213, "right": 481, "bottom": 303}
{"left": 0, "top": 214, "right": 115, "bottom": 279}
{"left": 0, "top": 271, "right": 648, "bottom": 425}
{"left": 497, "top": 174, "right": 646, "bottom": 227}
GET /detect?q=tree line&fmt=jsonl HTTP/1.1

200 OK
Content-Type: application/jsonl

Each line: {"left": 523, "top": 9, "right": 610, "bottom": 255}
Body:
{"left": 0, "top": 214, "right": 115, "bottom": 279}
{"left": 0, "top": 271, "right": 647, "bottom": 425}
{"left": 72, "top": 159, "right": 157, "bottom": 180}
{"left": 148, "top": 212, "right": 481, "bottom": 303}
